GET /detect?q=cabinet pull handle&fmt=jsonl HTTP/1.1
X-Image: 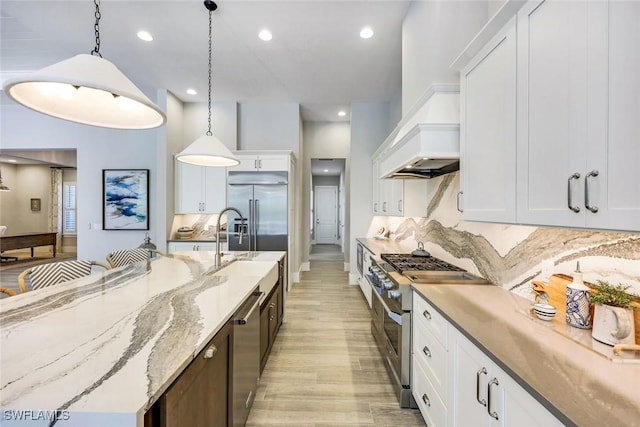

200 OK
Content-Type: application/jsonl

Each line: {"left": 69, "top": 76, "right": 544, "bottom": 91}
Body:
{"left": 457, "top": 191, "right": 463, "bottom": 213}
{"left": 585, "top": 170, "right": 599, "bottom": 213}
{"left": 422, "top": 393, "right": 431, "bottom": 407}
{"left": 422, "top": 345, "right": 431, "bottom": 358}
{"left": 422, "top": 309, "right": 431, "bottom": 320}
{"left": 374, "top": 202, "right": 378, "bottom": 212}
{"left": 254, "top": 159, "right": 258, "bottom": 169}
{"left": 398, "top": 200, "right": 402, "bottom": 212}
{"left": 487, "top": 377, "right": 499, "bottom": 420}
{"left": 383, "top": 202, "right": 387, "bottom": 212}
{"left": 476, "top": 367, "right": 487, "bottom": 407}
{"left": 567, "top": 173, "right": 581, "bottom": 213}
{"left": 259, "top": 159, "right": 262, "bottom": 169}
{"left": 203, "top": 345, "right": 218, "bottom": 359}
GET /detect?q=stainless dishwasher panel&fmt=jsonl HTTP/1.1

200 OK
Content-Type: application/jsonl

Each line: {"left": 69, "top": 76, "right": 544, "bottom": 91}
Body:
{"left": 233, "top": 290, "right": 262, "bottom": 426}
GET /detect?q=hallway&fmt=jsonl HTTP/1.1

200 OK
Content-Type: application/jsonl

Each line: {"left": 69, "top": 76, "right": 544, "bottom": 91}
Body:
{"left": 246, "top": 258, "right": 425, "bottom": 426}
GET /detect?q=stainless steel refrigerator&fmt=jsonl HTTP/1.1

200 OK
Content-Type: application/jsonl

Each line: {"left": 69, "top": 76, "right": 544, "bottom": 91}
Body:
{"left": 227, "top": 171, "right": 288, "bottom": 251}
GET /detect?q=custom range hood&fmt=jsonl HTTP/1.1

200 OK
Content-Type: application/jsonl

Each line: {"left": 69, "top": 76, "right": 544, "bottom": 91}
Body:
{"left": 379, "top": 87, "right": 460, "bottom": 179}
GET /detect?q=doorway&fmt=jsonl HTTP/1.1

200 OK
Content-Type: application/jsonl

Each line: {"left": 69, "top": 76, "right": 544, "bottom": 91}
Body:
{"left": 314, "top": 186, "right": 338, "bottom": 244}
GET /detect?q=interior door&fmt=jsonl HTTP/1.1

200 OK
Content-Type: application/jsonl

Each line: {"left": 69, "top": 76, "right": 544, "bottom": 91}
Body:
{"left": 315, "top": 186, "right": 337, "bottom": 244}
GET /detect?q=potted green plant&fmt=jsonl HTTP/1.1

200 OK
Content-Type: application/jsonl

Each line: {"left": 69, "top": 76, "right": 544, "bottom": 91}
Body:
{"left": 590, "top": 281, "right": 637, "bottom": 346}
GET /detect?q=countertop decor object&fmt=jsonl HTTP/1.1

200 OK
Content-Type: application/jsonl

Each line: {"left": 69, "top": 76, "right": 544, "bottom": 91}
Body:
{"left": 175, "top": 0, "right": 239, "bottom": 167}
{"left": 138, "top": 232, "right": 158, "bottom": 257}
{"left": 0, "top": 0, "right": 165, "bottom": 129}
{"left": 591, "top": 281, "right": 638, "bottom": 347}
{"left": 566, "top": 261, "right": 591, "bottom": 329}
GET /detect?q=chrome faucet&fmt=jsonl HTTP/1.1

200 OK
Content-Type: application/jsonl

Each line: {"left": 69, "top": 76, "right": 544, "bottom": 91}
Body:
{"left": 216, "top": 207, "right": 245, "bottom": 267}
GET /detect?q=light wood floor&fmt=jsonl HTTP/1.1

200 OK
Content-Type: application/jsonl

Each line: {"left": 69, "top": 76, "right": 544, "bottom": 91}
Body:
{"left": 246, "top": 258, "right": 426, "bottom": 426}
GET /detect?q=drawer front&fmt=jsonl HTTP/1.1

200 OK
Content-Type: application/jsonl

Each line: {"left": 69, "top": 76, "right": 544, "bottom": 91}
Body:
{"left": 413, "top": 321, "right": 447, "bottom": 396}
{"left": 413, "top": 293, "right": 448, "bottom": 349}
{"left": 412, "top": 354, "right": 447, "bottom": 427}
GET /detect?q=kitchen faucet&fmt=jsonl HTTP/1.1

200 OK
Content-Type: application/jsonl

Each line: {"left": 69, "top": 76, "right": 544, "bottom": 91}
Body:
{"left": 216, "top": 207, "right": 246, "bottom": 267}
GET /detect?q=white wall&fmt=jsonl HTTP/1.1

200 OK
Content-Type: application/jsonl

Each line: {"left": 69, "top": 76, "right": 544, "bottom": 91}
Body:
{"left": 401, "top": 1, "right": 487, "bottom": 115}
{"left": 238, "top": 103, "right": 300, "bottom": 154}
{"left": 0, "top": 164, "right": 50, "bottom": 234}
{"left": 349, "top": 102, "right": 390, "bottom": 279}
{"left": 302, "top": 121, "right": 350, "bottom": 264}
{"left": 0, "top": 92, "right": 167, "bottom": 262}
{"left": 182, "top": 101, "right": 238, "bottom": 152}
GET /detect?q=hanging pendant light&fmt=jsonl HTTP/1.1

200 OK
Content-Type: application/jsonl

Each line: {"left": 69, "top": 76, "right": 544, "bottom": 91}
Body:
{"left": 2, "top": 0, "right": 166, "bottom": 130}
{"left": 0, "top": 168, "right": 10, "bottom": 192}
{"left": 176, "top": 0, "right": 239, "bottom": 167}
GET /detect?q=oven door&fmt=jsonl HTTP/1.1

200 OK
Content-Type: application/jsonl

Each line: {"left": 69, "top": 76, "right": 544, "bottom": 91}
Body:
{"left": 383, "top": 307, "right": 403, "bottom": 384}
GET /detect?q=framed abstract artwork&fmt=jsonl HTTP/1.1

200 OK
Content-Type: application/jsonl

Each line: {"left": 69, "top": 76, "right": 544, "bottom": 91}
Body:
{"left": 102, "top": 169, "right": 149, "bottom": 230}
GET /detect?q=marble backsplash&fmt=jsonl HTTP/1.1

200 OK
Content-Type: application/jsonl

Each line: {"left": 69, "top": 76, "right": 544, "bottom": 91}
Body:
{"left": 369, "top": 172, "right": 640, "bottom": 299}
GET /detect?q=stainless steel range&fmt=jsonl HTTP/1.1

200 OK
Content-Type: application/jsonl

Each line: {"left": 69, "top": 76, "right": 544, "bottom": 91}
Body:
{"left": 366, "top": 252, "right": 490, "bottom": 408}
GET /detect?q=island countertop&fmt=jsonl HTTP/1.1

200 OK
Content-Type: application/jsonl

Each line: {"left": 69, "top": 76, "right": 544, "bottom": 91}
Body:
{"left": 411, "top": 283, "right": 640, "bottom": 427}
{"left": 0, "top": 251, "right": 284, "bottom": 426}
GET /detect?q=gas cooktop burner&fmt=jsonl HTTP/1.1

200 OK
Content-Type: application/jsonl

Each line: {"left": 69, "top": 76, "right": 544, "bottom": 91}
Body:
{"left": 380, "top": 253, "right": 463, "bottom": 273}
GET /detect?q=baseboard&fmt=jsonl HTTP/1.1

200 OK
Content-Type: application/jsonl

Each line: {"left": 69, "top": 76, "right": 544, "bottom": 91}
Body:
{"left": 349, "top": 273, "right": 359, "bottom": 285}
{"left": 292, "top": 272, "right": 300, "bottom": 283}
{"left": 301, "top": 262, "right": 310, "bottom": 272}
{"left": 343, "top": 262, "right": 349, "bottom": 272}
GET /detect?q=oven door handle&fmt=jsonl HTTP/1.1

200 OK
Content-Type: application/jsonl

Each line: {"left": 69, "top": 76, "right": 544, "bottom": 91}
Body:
{"left": 387, "top": 310, "right": 402, "bottom": 325}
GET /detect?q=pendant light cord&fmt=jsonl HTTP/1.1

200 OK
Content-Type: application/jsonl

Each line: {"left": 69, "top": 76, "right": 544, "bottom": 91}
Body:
{"left": 91, "top": 0, "right": 102, "bottom": 57}
{"left": 207, "top": 8, "right": 213, "bottom": 136}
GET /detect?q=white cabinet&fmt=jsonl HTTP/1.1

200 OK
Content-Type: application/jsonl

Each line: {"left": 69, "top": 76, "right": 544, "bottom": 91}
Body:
{"left": 411, "top": 291, "right": 562, "bottom": 427}
{"left": 229, "top": 153, "right": 289, "bottom": 172}
{"left": 460, "top": 17, "right": 517, "bottom": 223}
{"left": 372, "top": 156, "right": 427, "bottom": 217}
{"left": 175, "top": 160, "right": 226, "bottom": 214}
{"left": 167, "top": 241, "right": 226, "bottom": 252}
{"left": 357, "top": 245, "right": 373, "bottom": 308}
{"left": 516, "top": 0, "right": 640, "bottom": 231}
{"left": 450, "top": 327, "right": 562, "bottom": 427}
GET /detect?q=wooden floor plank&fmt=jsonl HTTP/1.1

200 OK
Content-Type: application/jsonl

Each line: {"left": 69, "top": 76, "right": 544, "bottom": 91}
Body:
{"left": 246, "top": 256, "right": 425, "bottom": 426}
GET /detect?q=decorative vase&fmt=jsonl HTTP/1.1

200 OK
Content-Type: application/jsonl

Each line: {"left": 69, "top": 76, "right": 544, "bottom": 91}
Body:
{"left": 566, "top": 263, "right": 591, "bottom": 329}
{"left": 591, "top": 304, "right": 635, "bottom": 346}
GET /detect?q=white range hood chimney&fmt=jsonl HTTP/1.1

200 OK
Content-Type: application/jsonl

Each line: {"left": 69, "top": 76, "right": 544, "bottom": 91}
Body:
{"left": 379, "top": 85, "right": 460, "bottom": 179}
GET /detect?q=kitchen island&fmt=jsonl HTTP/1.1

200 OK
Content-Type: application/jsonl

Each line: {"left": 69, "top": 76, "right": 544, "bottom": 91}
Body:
{"left": 0, "top": 251, "right": 285, "bottom": 427}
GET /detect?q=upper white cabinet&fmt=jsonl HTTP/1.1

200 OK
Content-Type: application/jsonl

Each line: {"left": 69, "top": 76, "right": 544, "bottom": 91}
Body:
{"left": 372, "top": 154, "right": 427, "bottom": 217}
{"left": 457, "top": 0, "right": 640, "bottom": 232}
{"left": 229, "top": 153, "right": 290, "bottom": 172}
{"left": 175, "top": 160, "right": 226, "bottom": 214}
{"left": 516, "top": 0, "right": 640, "bottom": 231}
{"left": 460, "top": 17, "right": 517, "bottom": 223}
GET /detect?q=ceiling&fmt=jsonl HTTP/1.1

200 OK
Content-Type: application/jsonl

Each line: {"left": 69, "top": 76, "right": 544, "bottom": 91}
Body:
{"left": 311, "top": 158, "right": 345, "bottom": 176}
{"left": 0, "top": 0, "right": 410, "bottom": 122}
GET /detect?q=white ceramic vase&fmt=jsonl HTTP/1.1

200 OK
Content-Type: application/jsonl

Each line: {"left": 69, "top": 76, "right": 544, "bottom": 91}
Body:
{"left": 591, "top": 304, "right": 635, "bottom": 346}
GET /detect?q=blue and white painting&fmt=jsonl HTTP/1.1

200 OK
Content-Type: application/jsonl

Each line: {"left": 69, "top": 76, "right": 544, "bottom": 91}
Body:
{"left": 103, "top": 169, "right": 149, "bottom": 230}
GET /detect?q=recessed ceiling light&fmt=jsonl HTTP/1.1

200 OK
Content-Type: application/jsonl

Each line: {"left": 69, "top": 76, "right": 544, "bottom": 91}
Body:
{"left": 360, "top": 27, "right": 374, "bottom": 39}
{"left": 338, "top": 111, "right": 346, "bottom": 117}
{"left": 258, "top": 29, "right": 273, "bottom": 41}
{"left": 323, "top": 169, "right": 329, "bottom": 173}
{"left": 137, "top": 31, "right": 153, "bottom": 42}
{"left": 186, "top": 88, "right": 197, "bottom": 95}
{"left": 8, "top": 159, "right": 17, "bottom": 163}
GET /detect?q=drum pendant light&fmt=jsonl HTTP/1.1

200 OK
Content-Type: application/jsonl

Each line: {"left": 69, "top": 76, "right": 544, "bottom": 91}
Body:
{"left": 2, "top": 0, "right": 166, "bottom": 130}
{"left": 176, "top": 0, "right": 239, "bottom": 167}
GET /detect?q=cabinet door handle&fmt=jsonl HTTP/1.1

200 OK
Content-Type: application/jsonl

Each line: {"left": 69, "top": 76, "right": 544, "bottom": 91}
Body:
{"left": 259, "top": 159, "right": 262, "bottom": 169}
{"left": 457, "top": 191, "right": 463, "bottom": 213}
{"left": 374, "top": 202, "right": 378, "bottom": 212}
{"left": 487, "top": 377, "right": 499, "bottom": 420}
{"left": 203, "top": 345, "right": 218, "bottom": 359}
{"left": 567, "top": 173, "right": 581, "bottom": 213}
{"left": 422, "top": 309, "right": 431, "bottom": 320}
{"left": 422, "top": 345, "right": 431, "bottom": 358}
{"left": 383, "top": 202, "right": 387, "bottom": 212}
{"left": 585, "top": 170, "right": 599, "bottom": 213}
{"left": 422, "top": 393, "right": 431, "bottom": 407}
{"left": 398, "top": 200, "right": 402, "bottom": 212}
{"left": 476, "top": 367, "right": 487, "bottom": 407}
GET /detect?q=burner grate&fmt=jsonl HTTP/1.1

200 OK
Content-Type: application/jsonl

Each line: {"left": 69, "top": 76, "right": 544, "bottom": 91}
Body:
{"left": 380, "top": 253, "right": 463, "bottom": 273}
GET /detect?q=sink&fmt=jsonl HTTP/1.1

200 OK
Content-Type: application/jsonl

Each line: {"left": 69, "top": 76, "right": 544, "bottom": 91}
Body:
{"left": 211, "top": 260, "right": 278, "bottom": 291}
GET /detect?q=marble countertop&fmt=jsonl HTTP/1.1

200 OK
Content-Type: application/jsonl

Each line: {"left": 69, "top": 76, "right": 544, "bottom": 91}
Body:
{"left": 0, "top": 251, "right": 284, "bottom": 426}
{"left": 412, "top": 284, "right": 640, "bottom": 426}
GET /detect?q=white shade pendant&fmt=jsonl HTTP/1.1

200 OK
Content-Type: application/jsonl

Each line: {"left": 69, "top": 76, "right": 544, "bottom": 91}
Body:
{"left": 1, "top": 0, "right": 166, "bottom": 130}
{"left": 176, "top": 0, "right": 239, "bottom": 167}
{"left": 3, "top": 54, "right": 166, "bottom": 129}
